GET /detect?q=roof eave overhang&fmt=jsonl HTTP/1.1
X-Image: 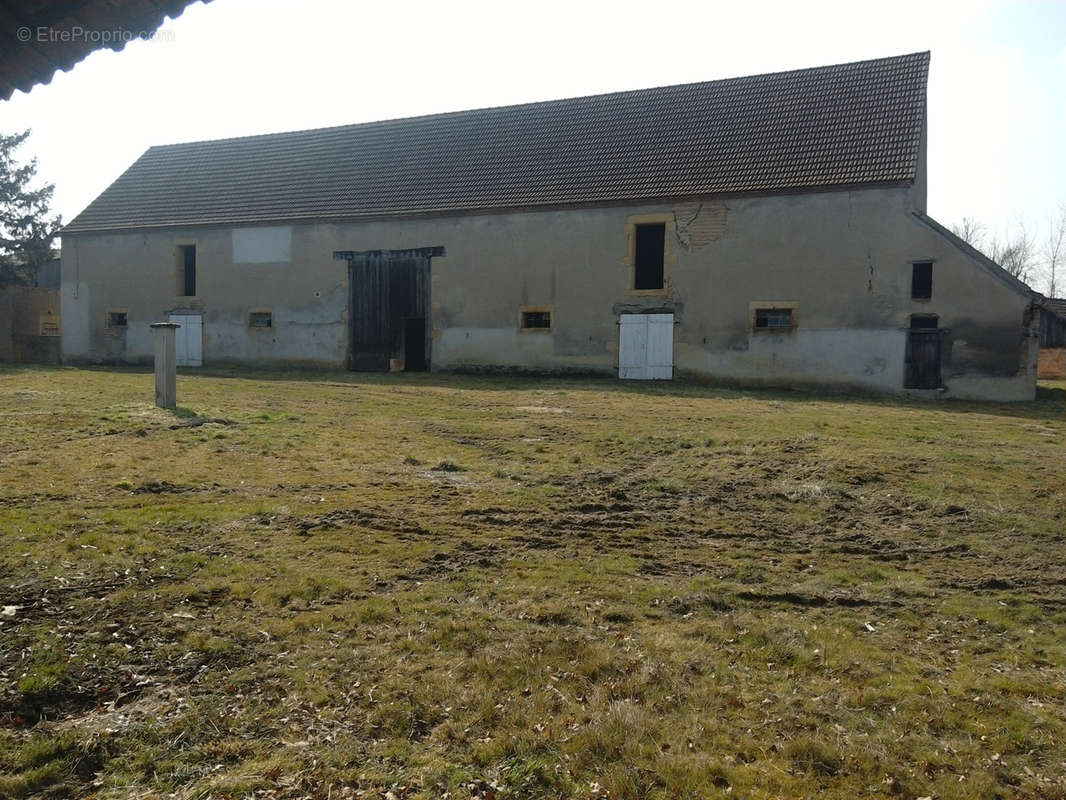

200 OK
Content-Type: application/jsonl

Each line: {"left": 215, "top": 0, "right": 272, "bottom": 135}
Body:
{"left": 61, "top": 179, "right": 914, "bottom": 237}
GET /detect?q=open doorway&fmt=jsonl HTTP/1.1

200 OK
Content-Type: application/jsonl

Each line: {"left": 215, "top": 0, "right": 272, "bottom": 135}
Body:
{"left": 336, "top": 247, "right": 443, "bottom": 371}
{"left": 404, "top": 317, "right": 427, "bottom": 371}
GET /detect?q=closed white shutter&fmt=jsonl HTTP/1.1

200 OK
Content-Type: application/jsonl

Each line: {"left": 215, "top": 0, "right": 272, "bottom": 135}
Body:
{"left": 618, "top": 314, "right": 648, "bottom": 379}
{"left": 169, "top": 314, "right": 203, "bottom": 367}
{"left": 184, "top": 315, "right": 202, "bottom": 367}
{"left": 646, "top": 314, "right": 674, "bottom": 380}
{"left": 619, "top": 313, "right": 673, "bottom": 380}
{"left": 167, "top": 314, "right": 184, "bottom": 364}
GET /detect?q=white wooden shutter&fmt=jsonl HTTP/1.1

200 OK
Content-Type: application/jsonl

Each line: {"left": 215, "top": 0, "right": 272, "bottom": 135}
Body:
{"left": 619, "top": 313, "right": 674, "bottom": 380}
{"left": 184, "top": 315, "right": 202, "bottom": 367}
{"left": 646, "top": 314, "right": 674, "bottom": 379}
{"left": 169, "top": 314, "right": 203, "bottom": 367}
{"left": 167, "top": 314, "right": 185, "bottom": 364}
{"left": 618, "top": 314, "right": 648, "bottom": 379}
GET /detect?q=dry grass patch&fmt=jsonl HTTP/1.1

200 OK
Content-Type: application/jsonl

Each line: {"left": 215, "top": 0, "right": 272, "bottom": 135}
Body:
{"left": 0, "top": 365, "right": 1064, "bottom": 799}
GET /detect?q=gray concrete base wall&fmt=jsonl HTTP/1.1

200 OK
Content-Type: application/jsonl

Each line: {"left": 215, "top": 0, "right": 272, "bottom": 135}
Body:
{"left": 61, "top": 184, "right": 1036, "bottom": 400}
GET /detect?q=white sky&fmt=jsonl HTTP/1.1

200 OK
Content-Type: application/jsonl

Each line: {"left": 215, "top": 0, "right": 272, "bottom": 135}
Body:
{"left": 1, "top": 0, "right": 1064, "bottom": 290}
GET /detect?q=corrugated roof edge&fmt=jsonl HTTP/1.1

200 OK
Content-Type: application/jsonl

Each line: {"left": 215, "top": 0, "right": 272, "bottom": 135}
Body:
{"left": 3, "top": 0, "right": 211, "bottom": 100}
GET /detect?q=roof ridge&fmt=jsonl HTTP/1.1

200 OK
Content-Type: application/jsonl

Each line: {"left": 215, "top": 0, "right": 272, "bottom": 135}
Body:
{"left": 146, "top": 51, "right": 931, "bottom": 152}
{"left": 66, "top": 51, "right": 932, "bottom": 234}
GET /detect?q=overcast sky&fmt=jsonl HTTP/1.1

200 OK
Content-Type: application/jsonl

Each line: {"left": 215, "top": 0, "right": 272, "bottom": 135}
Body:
{"left": 1, "top": 0, "right": 1064, "bottom": 289}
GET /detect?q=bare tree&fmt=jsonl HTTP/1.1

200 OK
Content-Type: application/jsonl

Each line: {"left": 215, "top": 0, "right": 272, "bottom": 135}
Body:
{"left": 986, "top": 224, "right": 1037, "bottom": 284}
{"left": 1042, "top": 203, "right": 1065, "bottom": 299}
{"left": 951, "top": 216, "right": 987, "bottom": 251}
{"left": 951, "top": 216, "right": 1036, "bottom": 285}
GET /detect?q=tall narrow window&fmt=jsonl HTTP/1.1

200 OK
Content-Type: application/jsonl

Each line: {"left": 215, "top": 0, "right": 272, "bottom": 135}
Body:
{"left": 177, "top": 244, "right": 197, "bottom": 297}
{"left": 911, "top": 261, "right": 932, "bottom": 300}
{"left": 634, "top": 223, "right": 666, "bottom": 290}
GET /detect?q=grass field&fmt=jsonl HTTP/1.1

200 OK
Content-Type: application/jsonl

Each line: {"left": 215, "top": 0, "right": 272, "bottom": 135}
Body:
{"left": 1, "top": 366, "right": 1064, "bottom": 800}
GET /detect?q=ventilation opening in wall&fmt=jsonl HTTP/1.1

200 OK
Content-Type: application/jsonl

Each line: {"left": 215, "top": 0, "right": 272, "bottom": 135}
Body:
{"left": 177, "top": 244, "right": 197, "bottom": 297}
{"left": 40, "top": 315, "right": 59, "bottom": 336}
{"left": 520, "top": 308, "right": 553, "bottom": 331}
{"left": 248, "top": 311, "right": 273, "bottom": 328}
{"left": 753, "top": 307, "right": 794, "bottom": 330}
{"left": 634, "top": 223, "right": 666, "bottom": 290}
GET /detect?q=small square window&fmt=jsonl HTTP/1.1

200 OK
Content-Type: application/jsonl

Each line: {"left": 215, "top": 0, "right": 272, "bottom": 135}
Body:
{"left": 249, "top": 311, "right": 273, "bottom": 328}
{"left": 520, "top": 308, "right": 552, "bottom": 330}
{"left": 107, "top": 311, "right": 127, "bottom": 328}
{"left": 911, "top": 261, "right": 933, "bottom": 300}
{"left": 39, "top": 316, "right": 60, "bottom": 336}
{"left": 754, "top": 307, "right": 794, "bottom": 330}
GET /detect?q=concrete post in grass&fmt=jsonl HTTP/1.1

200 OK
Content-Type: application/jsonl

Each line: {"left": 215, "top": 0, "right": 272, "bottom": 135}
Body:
{"left": 150, "top": 322, "right": 180, "bottom": 409}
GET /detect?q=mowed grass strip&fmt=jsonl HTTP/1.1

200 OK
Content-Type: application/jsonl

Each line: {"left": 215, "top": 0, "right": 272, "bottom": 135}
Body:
{"left": 0, "top": 365, "right": 1064, "bottom": 800}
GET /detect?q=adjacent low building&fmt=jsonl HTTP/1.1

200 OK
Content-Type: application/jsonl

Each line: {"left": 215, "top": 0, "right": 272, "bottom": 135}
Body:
{"left": 1035, "top": 296, "right": 1066, "bottom": 379}
{"left": 0, "top": 258, "right": 61, "bottom": 364}
{"left": 61, "top": 51, "right": 1039, "bottom": 399}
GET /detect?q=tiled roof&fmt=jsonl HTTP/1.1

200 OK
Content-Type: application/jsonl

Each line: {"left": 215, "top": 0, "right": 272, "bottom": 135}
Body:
{"left": 64, "top": 51, "right": 930, "bottom": 234}
{"left": 1, "top": 0, "right": 209, "bottom": 100}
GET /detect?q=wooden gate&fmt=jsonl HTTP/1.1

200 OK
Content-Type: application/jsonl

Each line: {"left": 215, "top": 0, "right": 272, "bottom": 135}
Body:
{"left": 905, "top": 328, "right": 941, "bottom": 389}
{"left": 341, "top": 249, "right": 441, "bottom": 372}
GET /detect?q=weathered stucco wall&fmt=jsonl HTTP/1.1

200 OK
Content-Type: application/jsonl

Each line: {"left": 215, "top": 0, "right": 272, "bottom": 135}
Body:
{"left": 61, "top": 183, "right": 1036, "bottom": 400}
{"left": 62, "top": 227, "right": 348, "bottom": 367}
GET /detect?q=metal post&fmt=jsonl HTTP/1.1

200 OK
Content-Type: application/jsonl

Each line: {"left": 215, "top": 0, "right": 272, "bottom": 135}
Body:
{"left": 150, "top": 322, "right": 180, "bottom": 409}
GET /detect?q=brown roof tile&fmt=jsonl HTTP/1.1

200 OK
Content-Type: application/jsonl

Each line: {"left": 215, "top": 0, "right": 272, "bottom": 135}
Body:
{"left": 64, "top": 51, "right": 930, "bottom": 234}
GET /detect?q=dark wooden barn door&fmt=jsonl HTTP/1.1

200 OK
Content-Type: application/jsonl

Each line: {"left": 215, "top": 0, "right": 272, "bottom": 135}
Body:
{"left": 904, "top": 318, "right": 942, "bottom": 389}
{"left": 348, "top": 254, "right": 429, "bottom": 371}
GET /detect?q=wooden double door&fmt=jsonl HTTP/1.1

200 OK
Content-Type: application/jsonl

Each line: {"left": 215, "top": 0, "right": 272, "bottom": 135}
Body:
{"left": 347, "top": 252, "right": 430, "bottom": 372}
